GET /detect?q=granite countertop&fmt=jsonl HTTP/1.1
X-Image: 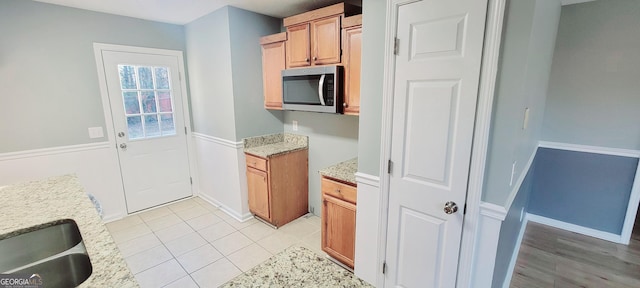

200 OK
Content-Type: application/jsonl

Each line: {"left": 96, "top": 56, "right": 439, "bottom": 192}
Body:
{"left": 0, "top": 175, "right": 138, "bottom": 287}
{"left": 243, "top": 133, "right": 308, "bottom": 158}
{"left": 319, "top": 158, "right": 358, "bottom": 185}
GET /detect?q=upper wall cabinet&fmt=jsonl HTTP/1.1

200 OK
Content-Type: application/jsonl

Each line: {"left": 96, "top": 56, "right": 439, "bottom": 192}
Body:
{"left": 260, "top": 32, "right": 287, "bottom": 109}
{"left": 342, "top": 15, "right": 362, "bottom": 115}
{"left": 283, "top": 3, "right": 361, "bottom": 68}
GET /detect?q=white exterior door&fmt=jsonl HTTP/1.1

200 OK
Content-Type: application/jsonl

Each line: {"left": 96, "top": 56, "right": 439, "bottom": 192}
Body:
{"left": 385, "top": 0, "right": 488, "bottom": 287}
{"left": 101, "top": 50, "right": 192, "bottom": 213}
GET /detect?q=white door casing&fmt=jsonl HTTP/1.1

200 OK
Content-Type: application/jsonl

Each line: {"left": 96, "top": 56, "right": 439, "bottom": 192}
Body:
{"left": 99, "top": 49, "right": 192, "bottom": 213}
{"left": 384, "top": 0, "right": 488, "bottom": 287}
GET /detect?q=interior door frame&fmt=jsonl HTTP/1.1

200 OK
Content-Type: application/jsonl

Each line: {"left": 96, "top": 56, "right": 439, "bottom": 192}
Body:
{"left": 92, "top": 43, "right": 199, "bottom": 213}
{"left": 377, "top": 0, "right": 507, "bottom": 286}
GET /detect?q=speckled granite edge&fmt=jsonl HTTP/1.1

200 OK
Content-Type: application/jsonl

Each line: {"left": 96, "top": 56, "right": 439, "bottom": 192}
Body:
{"left": 0, "top": 175, "right": 138, "bottom": 287}
{"left": 243, "top": 133, "right": 309, "bottom": 158}
{"left": 222, "top": 246, "right": 373, "bottom": 288}
{"left": 244, "top": 133, "right": 284, "bottom": 148}
{"left": 319, "top": 158, "right": 358, "bottom": 185}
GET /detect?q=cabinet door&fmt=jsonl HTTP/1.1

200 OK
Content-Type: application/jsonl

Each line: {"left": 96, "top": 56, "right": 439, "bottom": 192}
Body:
{"left": 343, "top": 26, "right": 362, "bottom": 115}
{"left": 247, "top": 167, "right": 270, "bottom": 220}
{"left": 286, "top": 23, "right": 311, "bottom": 68}
{"left": 322, "top": 195, "right": 356, "bottom": 268}
{"left": 312, "top": 16, "right": 341, "bottom": 65}
{"left": 261, "top": 40, "right": 285, "bottom": 109}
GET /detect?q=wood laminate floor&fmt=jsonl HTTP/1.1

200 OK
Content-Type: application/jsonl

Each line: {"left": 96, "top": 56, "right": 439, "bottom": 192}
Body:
{"left": 510, "top": 214, "right": 640, "bottom": 288}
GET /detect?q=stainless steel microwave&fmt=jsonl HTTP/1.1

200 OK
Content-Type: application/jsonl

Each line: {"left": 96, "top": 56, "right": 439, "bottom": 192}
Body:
{"left": 282, "top": 65, "right": 343, "bottom": 113}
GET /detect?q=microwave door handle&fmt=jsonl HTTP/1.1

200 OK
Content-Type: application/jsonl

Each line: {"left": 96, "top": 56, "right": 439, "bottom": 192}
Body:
{"left": 318, "top": 74, "right": 326, "bottom": 106}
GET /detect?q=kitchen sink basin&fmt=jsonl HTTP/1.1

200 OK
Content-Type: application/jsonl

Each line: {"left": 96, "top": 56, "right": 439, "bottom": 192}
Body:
{"left": 0, "top": 219, "right": 93, "bottom": 287}
{"left": 0, "top": 219, "right": 83, "bottom": 273}
{"left": 13, "top": 253, "right": 93, "bottom": 288}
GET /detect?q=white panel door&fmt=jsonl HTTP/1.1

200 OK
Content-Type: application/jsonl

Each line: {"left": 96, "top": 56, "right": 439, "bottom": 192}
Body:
{"left": 385, "top": 0, "right": 488, "bottom": 287}
{"left": 101, "top": 51, "right": 192, "bottom": 213}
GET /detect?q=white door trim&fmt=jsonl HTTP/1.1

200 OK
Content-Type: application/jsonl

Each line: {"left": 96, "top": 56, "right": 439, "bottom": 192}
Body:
{"left": 378, "top": 0, "right": 506, "bottom": 286}
{"left": 92, "top": 43, "right": 200, "bottom": 208}
{"left": 457, "top": 0, "right": 507, "bottom": 285}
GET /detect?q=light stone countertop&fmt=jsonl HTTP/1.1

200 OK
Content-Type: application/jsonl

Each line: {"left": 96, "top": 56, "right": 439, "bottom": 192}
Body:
{"left": 243, "top": 133, "right": 308, "bottom": 158}
{"left": 0, "top": 175, "right": 138, "bottom": 287}
{"left": 319, "top": 157, "right": 358, "bottom": 185}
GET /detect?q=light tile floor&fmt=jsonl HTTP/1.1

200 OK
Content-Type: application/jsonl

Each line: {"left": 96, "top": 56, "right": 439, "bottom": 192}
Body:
{"left": 106, "top": 197, "right": 324, "bottom": 288}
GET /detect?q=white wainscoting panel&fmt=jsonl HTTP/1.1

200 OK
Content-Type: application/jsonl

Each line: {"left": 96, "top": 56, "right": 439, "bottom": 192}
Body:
{"left": 354, "top": 172, "right": 381, "bottom": 286}
{"left": 0, "top": 143, "right": 127, "bottom": 221}
{"left": 192, "top": 133, "right": 252, "bottom": 222}
{"left": 472, "top": 202, "right": 507, "bottom": 287}
{"left": 502, "top": 215, "right": 529, "bottom": 288}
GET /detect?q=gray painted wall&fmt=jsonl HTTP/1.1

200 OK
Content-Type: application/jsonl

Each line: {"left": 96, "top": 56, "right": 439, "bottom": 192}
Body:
{"left": 185, "top": 7, "right": 236, "bottom": 140}
{"left": 483, "top": 0, "right": 561, "bottom": 205}
{"left": 228, "top": 7, "right": 284, "bottom": 140}
{"left": 284, "top": 112, "right": 359, "bottom": 215}
{"left": 529, "top": 148, "right": 638, "bottom": 234}
{"left": 356, "top": 0, "right": 386, "bottom": 176}
{"left": 542, "top": 0, "right": 640, "bottom": 150}
{"left": 492, "top": 160, "right": 535, "bottom": 288}
{"left": 185, "top": 6, "right": 284, "bottom": 141}
{"left": 0, "top": 0, "right": 186, "bottom": 153}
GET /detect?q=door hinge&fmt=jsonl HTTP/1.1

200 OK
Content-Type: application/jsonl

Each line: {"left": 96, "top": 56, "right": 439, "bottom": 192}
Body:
{"left": 387, "top": 160, "right": 393, "bottom": 174}
{"left": 190, "top": 177, "right": 193, "bottom": 185}
{"left": 178, "top": 71, "right": 182, "bottom": 81}
{"left": 394, "top": 37, "right": 399, "bottom": 56}
{"left": 464, "top": 203, "right": 467, "bottom": 215}
{"left": 184, "top": 126, "right": 188, "bottom": 135}
{"left": 382, "top": 262, "right": 387, "bottom": 274}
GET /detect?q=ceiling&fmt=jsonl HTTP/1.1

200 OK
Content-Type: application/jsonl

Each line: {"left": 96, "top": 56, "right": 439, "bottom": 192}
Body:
{"left": 33, "top": 0, "right": 361, "bottom": 25}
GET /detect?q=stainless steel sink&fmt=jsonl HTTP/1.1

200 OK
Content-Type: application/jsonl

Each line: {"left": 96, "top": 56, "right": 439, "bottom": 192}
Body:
{"left": 13, "top": 253, "right": 92, "bottom": 288}
{"left": 0, "top": 219, "right": 93, "bottom": 287}
{"left": 0, "top": 219, "right": 83, "bottom": 272}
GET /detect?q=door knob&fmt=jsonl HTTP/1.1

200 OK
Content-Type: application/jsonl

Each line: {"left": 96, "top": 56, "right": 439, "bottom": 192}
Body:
{"left": 117, "top": 132, "right": 125, "bottom": 138}
{"left": 444, "top": 201, "right": 458, "bottom": 214}
{"left": 119, "top": 143, "right": 127, "bottom": 149}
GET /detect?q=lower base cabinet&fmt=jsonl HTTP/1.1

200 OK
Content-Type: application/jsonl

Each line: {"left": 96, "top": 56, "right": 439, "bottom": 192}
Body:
{"left": 246, "top": 149, "right": 308, "bottom": 227}
{"left": 321, "top": 176, "right": 357, "bottom": 268}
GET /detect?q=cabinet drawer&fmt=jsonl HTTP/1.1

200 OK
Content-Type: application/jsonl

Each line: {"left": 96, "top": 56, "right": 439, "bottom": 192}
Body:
{"left": 321, "top": 177, "right": 356, "bottom": 204}
{"left": 246, "top": 154, "right": 268, "bottom": 171}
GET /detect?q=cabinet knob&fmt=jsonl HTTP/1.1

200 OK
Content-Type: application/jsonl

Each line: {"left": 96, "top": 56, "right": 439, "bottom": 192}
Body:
{"left": 343, "top": 103, "right": 348, "bottom": 108}
{"left": 335, "top": 189, "right": 341, "bottom": 193}
{"left": 306, "top": 58, "right": 310, "bottom": 62}
{"left": 314, "top": 56, "right": 317, "bottom": 61}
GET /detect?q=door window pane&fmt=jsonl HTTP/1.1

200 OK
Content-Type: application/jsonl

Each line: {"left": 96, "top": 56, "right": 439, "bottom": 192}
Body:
{"left": 118, "top": 64, "right": 177, "bottom": 140}
{"left": 127, "top": 116, "right": 143, "bottom": 139}
{"left": 155, "top": 67, "right": 170, "bottom": 89}
{"left": 158, "top": 91, "right": 172, "bottom": 112}
{"left": 160, "top": 114, "right": 175, "bottom": 135}
{"left": 119, "top": 65, "right": 137, "bottom": 89}
{"left": 141, "top": 91, "right": 157, "bottom": 113}
{"left": 138, "top": 66, "right": 154, "bottom": 89}
{"left": 144, "top": 115, "right": 160, "bottom": 137}
{"left": 123, "top": 92, "right": 140, "bottom": 114}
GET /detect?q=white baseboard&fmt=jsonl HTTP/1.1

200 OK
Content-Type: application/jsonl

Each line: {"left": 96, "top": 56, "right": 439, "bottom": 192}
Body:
{"left": 198, "top": 192, "right": 253, "bottom": 222}
{"left": 354, "top": 172, "right": 381, "bottom": 286}
{"left": 502, "top": 216, "right": 529, "bottom": 288}
{"left": 527, "top": 213, "right": 623, "bottom": 244}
